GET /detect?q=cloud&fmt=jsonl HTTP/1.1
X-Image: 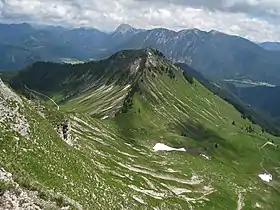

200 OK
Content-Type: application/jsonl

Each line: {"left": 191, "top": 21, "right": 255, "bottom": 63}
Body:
{"left": 0, "top": 0, "right": 280, "bottom": 41}
{"left": 136, "top": 0, "right": 280, "bottom": 19}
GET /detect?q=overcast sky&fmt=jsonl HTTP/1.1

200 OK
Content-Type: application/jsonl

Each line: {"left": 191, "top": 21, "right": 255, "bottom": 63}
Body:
{"left": 1, "top": 0, "right": 280, "bottom": 41}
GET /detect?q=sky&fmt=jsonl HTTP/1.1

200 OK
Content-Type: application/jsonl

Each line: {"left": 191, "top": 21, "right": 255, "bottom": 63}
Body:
{"left": 1, "top": 0, "right": 280, "bottom": 42}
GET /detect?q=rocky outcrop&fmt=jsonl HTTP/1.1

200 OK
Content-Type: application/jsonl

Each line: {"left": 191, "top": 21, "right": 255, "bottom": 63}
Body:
{"left": 0, "top": 167, "right": 77, "bottom": 210}
{"left": 0, "top": 78, "right": 30, "bottom": 137}
{"left": 0, "top": 167, "right": 56, "bottom": 209}
{"left": 56, "top": 120, "right": 73, "bottom": 146}
{"left": 0, "top": 167, "right": 13, "bottom": 183}
{"left": 0, "top": 189, "right": 59, "bottom": 210}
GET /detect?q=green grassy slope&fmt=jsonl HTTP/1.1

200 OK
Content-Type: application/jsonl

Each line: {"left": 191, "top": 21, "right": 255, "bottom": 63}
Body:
{"left": 2, "top": 49, "right": 280, "bottom": 209}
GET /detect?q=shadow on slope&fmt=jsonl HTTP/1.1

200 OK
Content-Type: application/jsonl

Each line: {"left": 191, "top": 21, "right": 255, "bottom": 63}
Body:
{"left": 8, "top": 49, "right": 147, "bottom": 103}
{"left": 168, "top": 119, "right": 238, "bottom": 159}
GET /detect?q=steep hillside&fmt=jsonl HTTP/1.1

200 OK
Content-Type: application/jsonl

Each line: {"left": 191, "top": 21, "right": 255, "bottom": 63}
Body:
{"left": 3, "top": 49, "right": 280, "bottom": 209}
{"left": 10, "top": 49, "right": 147, "bottom": 113}
{"left": 0, "top": 78, "right": 82, "bottom": 209}
{"left": 177, "top": 63, "right": 280, "bottom": 136}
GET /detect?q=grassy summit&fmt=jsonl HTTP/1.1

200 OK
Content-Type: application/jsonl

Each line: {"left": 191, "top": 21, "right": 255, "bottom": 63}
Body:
{"left": 1, "top": 49, "right": 280, "bottom": 209}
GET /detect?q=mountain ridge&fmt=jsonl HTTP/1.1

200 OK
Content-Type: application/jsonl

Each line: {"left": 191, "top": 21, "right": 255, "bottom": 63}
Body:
{"left": 9, "top": 48, "right": 178, "bottom": 118}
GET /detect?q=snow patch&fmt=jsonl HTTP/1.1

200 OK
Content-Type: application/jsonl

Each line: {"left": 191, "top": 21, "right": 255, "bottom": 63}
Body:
{"left": 153, "top": 143, "right": 186, "bottom": 152}
{"left": 258, "top": 173, "right": 272, "bottom": 182}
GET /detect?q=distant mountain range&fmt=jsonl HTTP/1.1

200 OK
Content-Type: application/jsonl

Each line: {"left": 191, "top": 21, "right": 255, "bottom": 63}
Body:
{"left": 0, "top": 43, "right": 40, "bottom": 70}
{"left": 0, "top": 23, "right": 141, "bottom": 69}
{"left": 1, "top": 23, "right": 280, "bottom": 85}
{"left": 111, "top": 28, "right": 280, "bottom": 85}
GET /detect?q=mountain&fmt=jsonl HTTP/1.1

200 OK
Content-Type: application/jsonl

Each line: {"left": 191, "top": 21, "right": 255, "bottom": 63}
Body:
{"left": 0, "top": 23, "right": 109, "bottom": 70}
{"left": 111, "top": 28, "right": 280, "bottom": 85}
{"left": 58, "top": 28, "right": 109, "bottom": 56}
{"left": 0, "top": 23, "right": 34, "bottom": 43}
{"left": 9, "top": 25, "right": 109, "bottom": 60}
{"left": 259, "top": 42, "right": 280, "bottom": 51}
{"left": 2, "top": 49, "right": 280, "bottom": 209}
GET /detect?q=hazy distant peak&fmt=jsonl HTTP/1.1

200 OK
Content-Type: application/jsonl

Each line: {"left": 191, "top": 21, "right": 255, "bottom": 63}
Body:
{"left": 115, "top": 24, "right": 136, "bottom": 34}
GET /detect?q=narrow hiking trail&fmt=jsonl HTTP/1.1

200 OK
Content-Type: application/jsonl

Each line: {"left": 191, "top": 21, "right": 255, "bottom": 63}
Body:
{"left": 24, "top": 85, "right": 60, "bottom": 110}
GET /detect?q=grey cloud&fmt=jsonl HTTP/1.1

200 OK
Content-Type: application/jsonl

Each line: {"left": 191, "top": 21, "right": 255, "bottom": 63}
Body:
{"left": 135, "top": 0, "right": 225, "bottom": 10}
{"left": 135, "top": 0, "right": 280, "bottom": 19}
{"left": 0, "top": 0, "right": 280, "bottom": 41}
{"left": 226, "top": 1, "right": 280, "bottom": 21}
